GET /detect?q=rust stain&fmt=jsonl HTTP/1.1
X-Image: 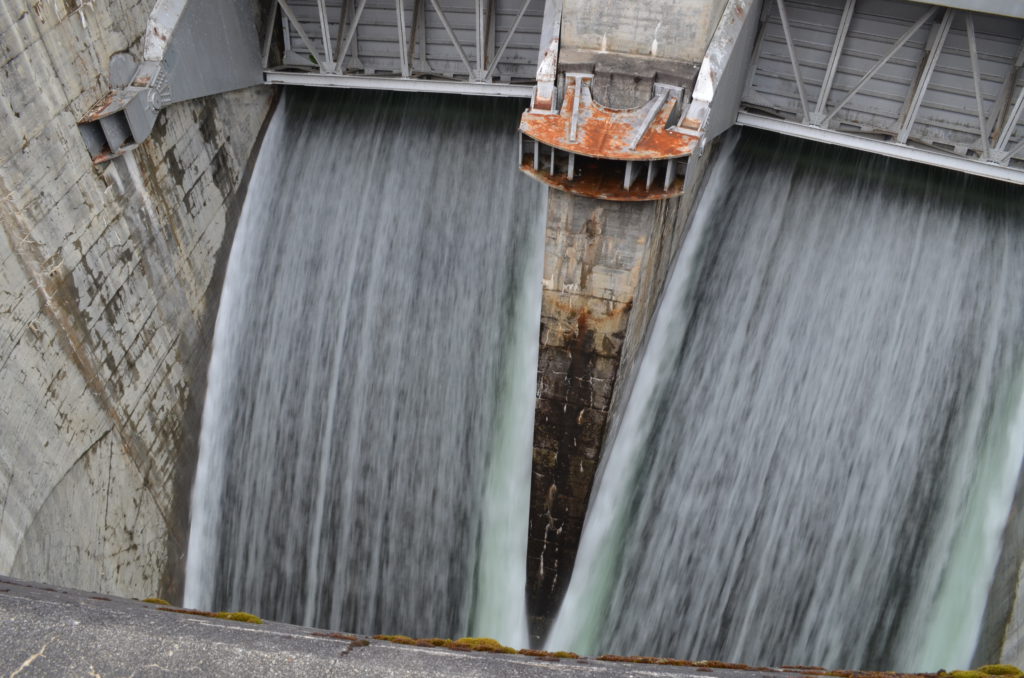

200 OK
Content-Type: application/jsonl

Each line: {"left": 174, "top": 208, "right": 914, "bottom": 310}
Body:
{"left": 520, "top": 160, "right": 684, "bottom": 202}
{"left": 520, "top": 80, "right": 697, "bottom": 161}
{"left": 90, "top": 147, "right": 134, "bottom": 165}
{"left": 79, "top": 90, "right": 118, "bottom": 122}
{"left": 680, "top": 115, "right": 702, "bottom": 131}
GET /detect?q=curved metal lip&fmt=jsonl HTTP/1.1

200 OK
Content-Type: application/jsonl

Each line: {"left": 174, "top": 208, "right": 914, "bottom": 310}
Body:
{"left": 519, "top": 163, "right": 685, "bottom": 202}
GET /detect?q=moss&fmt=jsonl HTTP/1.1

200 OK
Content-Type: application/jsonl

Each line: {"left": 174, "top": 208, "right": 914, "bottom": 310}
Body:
{"left": 373, "top": 635, "right": 418, "bottom": 645}
{"left": 213, "top": 611, "right": 263, "bottom": 624}
{"left": 597, "top": 654, "right": 665, "bottom": 664}
{"left": 979, "top": 667, "right": 1022, "bottom": 676}
{"left": 373, "top": 634, "right": 519, "bottom": 654}
{"left": 142, "top": 597, "right": 170, "bottom": 605}
{"left": 156, "top": 606, "right": 262, "bottom": 624}
{"left": 517, "top": 649, "right": 580, "bottom": 660}
{"left": 451, "top": 637, "right": 517, "bottom": 653}
{"left": 312, "top": 632, "right": 359, "bottom": 641}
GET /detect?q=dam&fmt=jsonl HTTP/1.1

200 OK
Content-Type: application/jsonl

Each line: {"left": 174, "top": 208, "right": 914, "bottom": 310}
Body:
{"left": 2, "top": 0, "right": 1024, "bottom": 674}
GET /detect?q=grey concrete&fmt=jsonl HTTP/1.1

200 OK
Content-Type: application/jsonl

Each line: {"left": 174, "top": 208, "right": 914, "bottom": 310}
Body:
{"left": 560, "top": 0, "right": 730, "bottom": 65}
{"left": 0, "top": 0, "right": 273, "bottom": 601}
{"left": 0, "top": 575, "right": 791, "bottom": 678}
{"left": 525, "top": 0, "right": 734, "bottom": 641}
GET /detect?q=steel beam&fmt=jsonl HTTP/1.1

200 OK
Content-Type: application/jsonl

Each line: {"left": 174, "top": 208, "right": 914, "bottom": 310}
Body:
{"left": 775, "top": 0, "right": 810, "bottom": 122}
{"left": 986, "top": 38, "right": 1024, "bottom": 139}
{"left": 568, "top": 74, "right": 584, "bottom": 142}
{"left": 995, "top": 78, "right": 1024, "bottom": 152}
{"left": 476, "top": 0, "right": 485, "bottom": 73}
{"left": 896, "top": 8, "right": 953, "bottom": 144}
{"left": 824, "top": 6, "right": 938, "bottom": 124}
{"left": 396, "top": 0, "right": 410, "bottom": 77}
{"left": 738, "top": 112, "right": 1024, "bottom": 184}
{"left": 334, "top": 0, "right": 369, "bottom": 74}
{"left": 276, "top": 0, "right": 323, "bottom": 67}
{"left": 428, "top": 0, "right": 474, "bottom": 76}
{"left": 483, "top": 0, "right": 535, "bottom": 80}
{"left": 965, "top": 14, "right": 990, "bottom": 156}
{"left": 316, "top": 0, "right": 334, "bottom": 70}
{"left": 812, "top": 0, "right": 856, "bottom": 125}
{"left": 1005, "top": 135, "right": 1024, "bottom": 162}
{"left": 265, "top": 70, "right": 533, "bottom": 97}
{"left": 282, "top": 14, "right": 292, "bottom": 53}
{"left": 407, "top": 0, "right": 426, "bottom": 71}
{"left": 262, "top": 0, "right": 278, "bottom": 69}
{"left": 628, "top": 86, "right": 670, "bottom": 150}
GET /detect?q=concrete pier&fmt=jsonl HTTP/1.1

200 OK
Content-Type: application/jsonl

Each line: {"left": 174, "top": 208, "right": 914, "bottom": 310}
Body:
{"left": 524, "top": 0, "right": 731, "bottom": 640}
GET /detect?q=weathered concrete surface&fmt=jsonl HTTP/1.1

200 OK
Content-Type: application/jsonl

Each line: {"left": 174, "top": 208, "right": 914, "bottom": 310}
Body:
{"left": 609, "top": 148, "right": 717, "bottom": 440}
{"left": 0, "top": 0, "right": 272, "bottom": 602}
{"left": 976, "top": 464, "right": 1024, "bottom": 666}
{"left": 0, "top": 574, "right": 805, "bottom": 678}
{"left": 527, "top": 190, "right": 686, "bottom": 641}
{"left": 561, "top": 0, "right": 730, "bottom": 65}
{"left": 526, "top": 1, "right": 731, "bottom": 641}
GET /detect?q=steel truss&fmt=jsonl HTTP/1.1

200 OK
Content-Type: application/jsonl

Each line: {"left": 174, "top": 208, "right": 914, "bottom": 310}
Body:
{"left": 741, "top": 0, "right": 1024, "bottom": 181}
{"left": 264, "top": 0, "right": 548, "bottom": 96}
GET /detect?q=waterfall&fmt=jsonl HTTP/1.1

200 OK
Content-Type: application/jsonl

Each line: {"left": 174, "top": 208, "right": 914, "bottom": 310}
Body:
{"left": 184, "top": 88, "right": 544, "bottom": 647}
{"left": 547, "top": 130, "right": 1024, "bottom": 670}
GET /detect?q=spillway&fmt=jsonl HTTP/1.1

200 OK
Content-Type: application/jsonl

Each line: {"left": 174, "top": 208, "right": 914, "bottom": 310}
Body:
{"left": 547, "top": 130, "right": 1024, "bottom": 670}
{"left": 183, "top": 89, "right": 545, "bottom": 646}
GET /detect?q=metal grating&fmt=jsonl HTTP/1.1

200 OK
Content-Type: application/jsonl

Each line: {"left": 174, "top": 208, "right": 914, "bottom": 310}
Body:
{"left": 264, "top": 0, "right": 548, "bottom": 96}
{"left": 739, "top": 0, "right": 1024, "bottom": 181}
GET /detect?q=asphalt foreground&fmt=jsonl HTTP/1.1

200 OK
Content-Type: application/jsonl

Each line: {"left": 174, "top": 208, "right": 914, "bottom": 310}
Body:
{"left": 0, "top": 575, "right": 822, "bottom": 678}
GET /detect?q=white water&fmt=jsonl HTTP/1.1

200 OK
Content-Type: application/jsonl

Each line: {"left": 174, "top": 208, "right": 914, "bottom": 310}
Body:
{"left": 184, "top": 89, "right": 544, "bottom": 646}
{"left": 548, "top": 131, "right": 1024, "bottom": 670}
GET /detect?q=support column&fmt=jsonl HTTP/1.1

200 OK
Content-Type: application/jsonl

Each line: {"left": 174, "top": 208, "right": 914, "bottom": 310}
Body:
{"left": 527, "top": 190, "right": 660, "bottom": 641}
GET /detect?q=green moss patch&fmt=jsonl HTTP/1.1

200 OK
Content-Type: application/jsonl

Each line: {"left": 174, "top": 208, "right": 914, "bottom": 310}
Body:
{"left": 213, "top": 612, "right": 263, "bottom": 624}
{"left": 157, "top": 606, "right": 262, "bottom": 624}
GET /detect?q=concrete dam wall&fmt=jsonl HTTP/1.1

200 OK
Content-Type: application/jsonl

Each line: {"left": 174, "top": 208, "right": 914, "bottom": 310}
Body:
{"left": 2, "top": 0, "right": 1024, "bottom": 671}
{"left": 0, "top": 0, "right": 272, "bottom": 600}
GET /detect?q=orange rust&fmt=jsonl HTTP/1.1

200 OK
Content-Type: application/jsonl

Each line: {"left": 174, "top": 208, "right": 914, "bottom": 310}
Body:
{"left": 520, "top": 158, "right": 684, "bottom": 202}
{"left": 79, "top": 90, "right": 119, "bottom": 123}
{"left": 91, "top": 146, "right": 136, "bottom": 164}
{"left": 520, "top": 80, "right": 697, "bottom": 161}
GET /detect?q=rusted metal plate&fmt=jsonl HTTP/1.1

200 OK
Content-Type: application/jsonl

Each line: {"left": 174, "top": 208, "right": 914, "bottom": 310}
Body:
{"left": 520, "top": 76, "right": 698, "bottom": 161}
{"left": 90, "top": 144, "right": 139, "bottom": 165}
{"left": 519, "top": 159, "right": 684, "bottom": 201}
{"left": 78, "top": 90, "right": 135, "bottom": 124}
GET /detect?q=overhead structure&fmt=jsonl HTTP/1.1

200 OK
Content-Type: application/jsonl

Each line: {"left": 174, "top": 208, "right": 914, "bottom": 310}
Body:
{"left": 516, "top": 0, "right": 760, "bottom": 201}
{"left": 263, "top": 0, "right": 553, "bottom": 97}
{"left": 738, "top": 0, "right": 1024, "bottom": 183}
{"left": 519, "top": 76, "right": 698, "bottom": 201}
{"left": 77, "top": 0, "right": 264, "bottom": 163}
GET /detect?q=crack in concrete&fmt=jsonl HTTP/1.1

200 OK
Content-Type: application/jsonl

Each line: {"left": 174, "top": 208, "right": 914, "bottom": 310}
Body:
{"left": 9, "top": 635, "right": 55, "bottom": 677}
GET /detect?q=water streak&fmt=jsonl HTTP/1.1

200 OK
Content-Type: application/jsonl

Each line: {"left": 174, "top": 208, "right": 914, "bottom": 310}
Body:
{"left": 548, "top": 131, "right": 1024, "bottom": 670}
{"left": 184, "top": 89, "right": 544, "bottom": 646}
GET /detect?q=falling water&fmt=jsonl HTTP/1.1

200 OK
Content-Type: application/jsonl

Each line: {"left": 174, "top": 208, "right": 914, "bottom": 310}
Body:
{"left": 547, "top": 130, "right": 1024, "bottom": 670}
{"left": 184, "top": 89, "right": 544, "bottom": 646}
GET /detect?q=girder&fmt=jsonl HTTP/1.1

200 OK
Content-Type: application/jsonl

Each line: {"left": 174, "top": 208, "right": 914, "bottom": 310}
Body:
{"left": 265, "top": 0, "right": 548, "bottom": 95}
{"left": 740, "top": 0, "right": 1024, "bottom": 182}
